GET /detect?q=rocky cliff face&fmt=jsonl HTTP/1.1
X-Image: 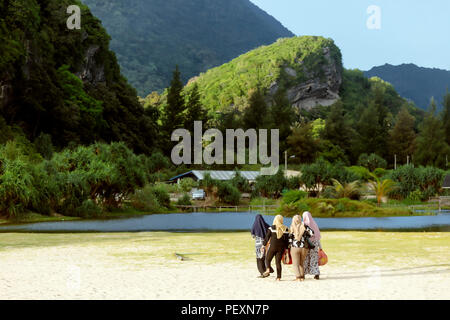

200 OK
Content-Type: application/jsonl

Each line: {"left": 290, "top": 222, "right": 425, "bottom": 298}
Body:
{"left": 182, "top": 36, "right": 343, "bottom": 114}
{"left": 0, "top": 0, "right": 157, "bottom": 153}
{"left": 273, "top": 46, "right": 342, "bottom": 110}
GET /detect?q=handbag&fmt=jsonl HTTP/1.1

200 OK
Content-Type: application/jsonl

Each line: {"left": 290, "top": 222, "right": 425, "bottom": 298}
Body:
{"left": 318, "top": 249, "right": 328, "bottom": 266}
{"left": 282, "top": 248, "right": 292, "bottom": 265}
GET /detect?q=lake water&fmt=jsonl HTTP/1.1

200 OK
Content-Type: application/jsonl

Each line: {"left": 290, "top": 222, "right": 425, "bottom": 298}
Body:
{"left": 0, "top": 210, "right": 449, "bottom": 233}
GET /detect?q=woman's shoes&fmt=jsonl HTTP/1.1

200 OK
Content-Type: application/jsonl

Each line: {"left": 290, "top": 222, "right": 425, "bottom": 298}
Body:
{"left": 262, "top": 270, "right": 270, "bottom": 278}
{"left": 275, "top": 278, "right": 281, "bottom": 281}
{"left": 314, "top": 275, "right": 320, "bottom": 280}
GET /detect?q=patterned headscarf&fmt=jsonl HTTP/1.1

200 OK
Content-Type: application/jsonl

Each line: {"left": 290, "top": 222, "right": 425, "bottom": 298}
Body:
{"left": 302, "top": 211, "right": 321, "bottom": 241}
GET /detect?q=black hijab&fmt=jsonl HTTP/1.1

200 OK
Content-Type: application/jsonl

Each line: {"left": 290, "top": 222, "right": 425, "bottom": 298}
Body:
{"left": 251, "top": 214, "right": 270, "bottom": 238}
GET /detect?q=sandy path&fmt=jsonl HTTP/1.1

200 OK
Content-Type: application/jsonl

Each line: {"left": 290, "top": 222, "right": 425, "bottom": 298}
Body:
{"left": 0, "top": 232, "right": 449, "bottom": 300}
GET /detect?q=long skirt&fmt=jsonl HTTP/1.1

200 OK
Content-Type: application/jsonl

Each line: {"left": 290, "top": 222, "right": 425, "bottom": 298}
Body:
{"left": 304, "top": 240, "right": 320, "bottom": 276}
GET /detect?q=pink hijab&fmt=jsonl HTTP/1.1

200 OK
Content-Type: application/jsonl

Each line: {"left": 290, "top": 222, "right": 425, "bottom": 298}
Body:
{"left": 302, "top": 211, "right": 321, "bottom": 241}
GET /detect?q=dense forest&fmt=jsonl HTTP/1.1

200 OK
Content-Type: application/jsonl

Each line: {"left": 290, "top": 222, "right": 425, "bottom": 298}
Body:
{"left": 365, "top": 63, "right": 450, "bottom": 111}
{"left": 1, "top": 1, "right": 449, "bottom": 219}
{"left": 0, "top": 0, "right": 158, "bottom": 153}
{"left": 81, "top": 0, "right": 294, "bottom": 96}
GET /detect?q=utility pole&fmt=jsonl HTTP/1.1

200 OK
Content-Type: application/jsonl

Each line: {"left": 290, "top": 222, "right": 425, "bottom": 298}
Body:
{"left": 285, "top": 151, "right": 288, "bottom": 174}
{"left": 394, "top": 154, "right": 397, "bottom": 170}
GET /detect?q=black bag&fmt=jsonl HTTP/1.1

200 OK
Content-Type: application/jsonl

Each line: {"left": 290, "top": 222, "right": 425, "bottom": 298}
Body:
{"left": 304, "top": 233, "right": 315, "bottom": 249}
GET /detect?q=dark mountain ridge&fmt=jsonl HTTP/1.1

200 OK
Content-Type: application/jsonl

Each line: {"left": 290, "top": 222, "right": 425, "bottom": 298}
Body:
{"left": 364, "top": 63, "right": 450, "bottom": 110}
{"left": 81, "top": 0, "right": 295, "bottom": 96}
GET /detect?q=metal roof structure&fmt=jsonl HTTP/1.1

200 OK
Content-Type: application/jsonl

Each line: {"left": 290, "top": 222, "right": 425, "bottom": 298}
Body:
{"left": 443, "top": 174, "right": 450, "bottom": 189}
{"left": 169, "top": 170, "right": 260, "bottom": 182}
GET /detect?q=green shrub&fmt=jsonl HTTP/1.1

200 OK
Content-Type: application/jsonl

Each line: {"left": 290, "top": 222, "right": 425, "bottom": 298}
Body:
{"left": 130, "top": 185, "right": 162, "bottom": 212}
{"left": 216, "top": 181, "right": 241, "bottom": 205}
{"left": 281, "top": 190, "right": 308, "bottom": 204}
{"left": 373, "top": 168, "right": 388, "bottom": 178}
{"left": 177, "top": 193, "right": 192, "bottom": 206}
{"left": 358, "top": 153, "right": 387, "bottom": 171}
{"left": 407, "top": 189, "right": 424, "bottom": 202}
{"left": 249, "top": 197, "right": 277, "bottom": 206}
{"left": 253, "top": 169, "right": 287, "bottom": 198}
{"left": 179, "top": 178, "right": 198, "bottom": 192}
{"left": 347, "top": 166, "right": 372, "bottom": 181}
{"left": 75, "top": 199, "right": 103, "bottom": 218}
{"left": 152, "top": 185, "right": 171, "bottom": 208}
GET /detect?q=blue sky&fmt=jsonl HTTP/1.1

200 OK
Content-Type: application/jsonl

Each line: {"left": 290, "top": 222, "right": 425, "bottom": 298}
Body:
{"left": 250, "top": 0, "right": 450, "bottom": 71}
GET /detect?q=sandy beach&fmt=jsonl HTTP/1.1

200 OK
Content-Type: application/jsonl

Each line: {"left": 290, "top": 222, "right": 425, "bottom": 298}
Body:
{"left": 0, "top": 231, "right": 449, "bottom": 300}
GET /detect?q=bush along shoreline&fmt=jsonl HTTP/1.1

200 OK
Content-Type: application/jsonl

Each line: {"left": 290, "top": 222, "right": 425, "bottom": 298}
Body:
{"left": 0, "top": 134, "right": 448, "bottom": 225}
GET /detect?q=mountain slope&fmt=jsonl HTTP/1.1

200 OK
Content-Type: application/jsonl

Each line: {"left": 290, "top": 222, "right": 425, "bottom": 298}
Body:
{"left": 81, "top": 0, "right": 294, "bottom": 95}
{"left": 183, "top": 36, "right": 343, "bottom": 114}
{"left": 151, "top": 36, "right": 422, "bottom": 126}
{"left": 364, "top": 63, "right": 450, "bottom": 110}
{"left": 0, "top": 0, "right": 157, "bottom": 153}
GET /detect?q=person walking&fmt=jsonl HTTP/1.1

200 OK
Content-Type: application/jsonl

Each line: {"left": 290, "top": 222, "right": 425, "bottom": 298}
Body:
{"left": 303, "top": 211, "right": 322, "bottom": 280}
{"left": 251, "top": 214, "right": 273, "bottom": 277}
{"left": 289, "top": 214, "right": 314, "bottom": 281}
{"left": 262, "top": 215, "right": 289, "bottom": 281}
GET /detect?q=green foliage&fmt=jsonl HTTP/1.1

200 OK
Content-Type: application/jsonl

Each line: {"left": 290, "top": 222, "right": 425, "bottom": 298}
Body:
{"left": 388, "top": 106, "right": 416, "bottom": 165}
{"left": 357, "top": 153, "right": 387, "bottom": 171}
{"left": 281, "top": 190, "right": 308, "bottom": 204}
{"left": 368, "top": 173, "right": 397, "bottom": 206}
{"left": 177, "top": 193, "right": 192, "bottom": 206}
{"left": 347, "top": 166, "right": 372, "bottom": 181}
{"left": 179, "top": 178, "right": 198, "bottom": 193}
{"left": 279, "top": 197, "right": 412, "bottom": 218}
{"left": 364, "top": 64, "right": 450, "bottom": 111}
{"left": 185, "top": 36, "right": 342, "bottom": 114}
{"left": 0, "top": 0, "right": 158, "bottom": 153}
{"left": 407, "top": 189, "right": 425, "bottom": 202}
{"left": 300, "top": 159, "right": 358, "bottom": 194}
{"left": 34, "top": 133, "right": 54, "bottom": 160}
{"left": 82, "top": 0, "right": 294, "bottom": 95}
{"left": 373, "top": 168, "right": 388, "bottom": 178}
{"left": 130, "top": 185, "right": 162, "bottom": 212}
{"left": 151, "top": 184, "right": 171, "bottom": 208}
{"left": 287, "top": 122, "right": 320, "bottom": 164}
{"left": 230, "top": 170, "right": 251, "bottom": 193}
{"left": 414, "top": 98, "right": 450, "bottom": 168}
{"left": 216, "top": 181, "right": 241, "bottom": 205}
{"left": 328, "top": 179, "right": 361, "bottom": 200}
{"left": 0, "top": 137, "right": 170, "bottom": 217}
{"left": 253, "top": 170, "right": 287, "bottom": 198}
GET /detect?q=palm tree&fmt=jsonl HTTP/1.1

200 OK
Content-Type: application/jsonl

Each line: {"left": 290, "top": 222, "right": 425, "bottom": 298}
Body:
{"left": 330, "top": 179, "right": 361, "bottom": 200}
{"left": 367, "top": 173, "right": 397, "bottom": 206}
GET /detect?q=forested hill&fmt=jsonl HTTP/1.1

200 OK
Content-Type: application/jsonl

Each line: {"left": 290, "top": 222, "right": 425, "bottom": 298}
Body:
{"left": 364, "top": 63, "right": 450, "bottom": 111}
{"left": 81, "top": 0, "right": 294, "bottom": 96}
{"left": 0, "top": 0, "right": 158, "bottom": 153}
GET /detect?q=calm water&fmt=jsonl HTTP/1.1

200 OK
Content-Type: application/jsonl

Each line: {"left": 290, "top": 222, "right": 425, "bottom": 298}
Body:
{"left": 0, "top": 210, "right": 449, "bottom": 232}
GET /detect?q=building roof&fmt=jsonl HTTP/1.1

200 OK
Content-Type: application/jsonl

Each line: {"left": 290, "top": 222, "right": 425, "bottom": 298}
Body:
{"left": 443, "top": 174, "right": 450, "bottom": 188}
{"left": 169, "top": 170, "right": 261, "bottom": 182}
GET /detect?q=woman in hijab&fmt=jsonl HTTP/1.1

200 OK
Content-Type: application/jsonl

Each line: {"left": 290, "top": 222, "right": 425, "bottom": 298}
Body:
{"left": 262, "top": 215, "right": 290, "bottom": 281}
{"left": 302, "top": 211, "right": 322, "bottom": 280}
{"left": 289, "top": 215, "right": 314, "bottom": 281}
{"left": 251, "top": 214, "right": 273, "bottom": 277}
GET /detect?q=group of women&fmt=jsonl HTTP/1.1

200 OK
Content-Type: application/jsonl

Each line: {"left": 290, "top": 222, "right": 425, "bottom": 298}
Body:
{"left": 251, "top": 212, "right": 322, "bottom": 281}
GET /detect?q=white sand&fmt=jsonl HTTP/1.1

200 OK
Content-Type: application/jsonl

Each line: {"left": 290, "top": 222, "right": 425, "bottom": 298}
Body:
{"left": 0, "top": 233, "right": 449, "bottom": 300}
